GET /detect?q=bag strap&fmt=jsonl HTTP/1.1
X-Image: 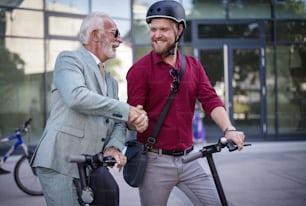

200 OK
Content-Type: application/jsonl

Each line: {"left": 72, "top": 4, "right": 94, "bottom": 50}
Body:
{"left": 146, "top": 52, "right": 186, "bottom": 150}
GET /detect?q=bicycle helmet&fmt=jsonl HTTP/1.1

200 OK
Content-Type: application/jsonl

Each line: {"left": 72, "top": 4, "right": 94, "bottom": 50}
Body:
{"left": 146, "top": 0, "right": 186, "bottom": 29}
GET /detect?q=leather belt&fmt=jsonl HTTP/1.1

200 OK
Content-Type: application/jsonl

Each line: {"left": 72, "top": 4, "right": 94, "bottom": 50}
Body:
{"left": 148, "top": 146, "right": 193, "bottom": 156}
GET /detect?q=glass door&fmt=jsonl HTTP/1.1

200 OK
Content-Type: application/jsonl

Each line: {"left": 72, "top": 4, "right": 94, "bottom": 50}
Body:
{"left": 197, "top": 45, "right": 266, "bottom": 139}
{"left": 230, "top": 47, "right": 266, "bottom": 138}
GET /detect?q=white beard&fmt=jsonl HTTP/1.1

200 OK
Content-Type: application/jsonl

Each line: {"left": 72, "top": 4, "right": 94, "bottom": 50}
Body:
{"left": 101, "top": 40, "right": 119, "bottom": 59}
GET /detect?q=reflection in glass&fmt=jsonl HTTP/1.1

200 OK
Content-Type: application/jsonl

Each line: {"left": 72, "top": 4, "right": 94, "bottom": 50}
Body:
{"left": 93, "top": 0, "right": 130, "bottom": 19}
{"left": 0, "top": 0, "right": 42, "bottom": 9}
{"left": 4, "top": 9, "right": 43, "bottom": 38}
{"left": 45, "top": 0, "right": 89, "bottom": 14}
{"left": 264, "top": 20, "right": 273, "bottom": 42}
{"left": 277, "top": 45, "right": 306, "bottom": 132}
{"left": 5, "top": 38, "right": 44, "bottom": 74}
{"left": 0, "top": 40, "right": 45, "bottom": 144}
{"left": 188, "top": 1, "right": 226, "bottom": 19}
{"left": 199, "top": 49, "right": 224, "bottom": 99}
{"left": 49, "top": 16, "right": 82, "bottom": 37}
{"left": 133, "top": 19, "right": 150, "bottom": 44}
{"left": 276, "top": 0, "right": 306, "bottom": 19}
{"left": 232, "top": 48, "right": 261, "bottom": 133}
{"left": 276, "top": 21, "right": 306, "bottom": 42}
{"left": 229, "top": 0, "right": 271, "bottom": 19}
{"left": 265, "top": 46, "right": 276, "bottom": 134}
{"left": 198, "top": 23, "right": 260, "bottom": 39}
{"left": 199, "top": 49, "right": 225, "bottom": 135}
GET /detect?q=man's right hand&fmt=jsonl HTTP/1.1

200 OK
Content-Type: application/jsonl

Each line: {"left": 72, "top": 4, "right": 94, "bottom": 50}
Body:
{"left": 127, "top": 105, "right": 148, "bottom": 133}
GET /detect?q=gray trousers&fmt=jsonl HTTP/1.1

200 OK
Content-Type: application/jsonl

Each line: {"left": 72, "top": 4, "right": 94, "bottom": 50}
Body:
{"left": 35, "top": 167, "right": 82, "bottom": 206}
{"left": 139, "top": 152, "right": 221, "bottom": 206}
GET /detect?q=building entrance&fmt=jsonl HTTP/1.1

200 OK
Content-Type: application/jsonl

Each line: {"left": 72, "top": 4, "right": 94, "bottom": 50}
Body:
{"left": 192, "top": 21, "right": 266, "bottom": 139}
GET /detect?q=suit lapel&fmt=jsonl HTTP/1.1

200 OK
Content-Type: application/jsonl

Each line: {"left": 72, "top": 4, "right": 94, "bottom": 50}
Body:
{"left": 105, "top": 72, "right": 113, "bottom": 97}
{"left": 95, "top": 65, "right": 107, "bottom": 95}
{"left": 79, "top": 48, "right": 107, "bottom": 95}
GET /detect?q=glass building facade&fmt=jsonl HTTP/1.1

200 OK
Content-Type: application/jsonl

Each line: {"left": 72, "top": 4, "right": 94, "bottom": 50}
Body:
{"left": 0, "top": 0, "right": 305, "bottom": 150}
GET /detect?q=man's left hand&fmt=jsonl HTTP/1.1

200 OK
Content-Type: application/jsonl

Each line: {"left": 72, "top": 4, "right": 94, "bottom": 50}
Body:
{"left": 224, "top": 131, "right": 245, "bottom": 151}
{"left": 104, "top": 147, "right": 127, "bottom": 171}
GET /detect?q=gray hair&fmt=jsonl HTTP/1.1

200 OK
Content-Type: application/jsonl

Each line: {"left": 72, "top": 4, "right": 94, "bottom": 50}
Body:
{"left": 78, "top": 11, "right": 109, "bottom": 45}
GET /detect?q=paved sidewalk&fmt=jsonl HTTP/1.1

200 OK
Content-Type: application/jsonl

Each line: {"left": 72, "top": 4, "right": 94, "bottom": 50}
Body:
{"left": 0, "top": 141, "right": 306, "bottom": 206}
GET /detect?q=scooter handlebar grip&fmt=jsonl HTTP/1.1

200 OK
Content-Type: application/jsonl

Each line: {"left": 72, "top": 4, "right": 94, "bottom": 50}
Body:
{"left": 66, "top": 155, "right": 86, "bottom": 163}
{"left": 182, "top": 151, "right": 203, "bottom": 163}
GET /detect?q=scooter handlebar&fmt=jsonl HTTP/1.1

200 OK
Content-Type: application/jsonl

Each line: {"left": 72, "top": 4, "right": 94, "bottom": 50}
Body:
{"left": 66, "top": 153, "right": 116, "bottom": 167}
{"left": 66, "top": 155, "right": 86, "bottom": 163}
{"left": 182, "top": 137, "right": 251, "bottom": 163}
{"left": 182, "top": 151, "right": 203, "bottom": 163}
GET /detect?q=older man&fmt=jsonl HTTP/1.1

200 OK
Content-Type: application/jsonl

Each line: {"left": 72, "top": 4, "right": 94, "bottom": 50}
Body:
{"left": 31, "top": 12, "right": 148, "bottom": 206}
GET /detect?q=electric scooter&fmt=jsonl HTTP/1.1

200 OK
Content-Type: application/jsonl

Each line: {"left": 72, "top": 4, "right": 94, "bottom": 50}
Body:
{"left": 66, "top": 153, "right": 118, "bottom": 206}
{"left": 182, "top": 137, "right": 251, "bottom": 206}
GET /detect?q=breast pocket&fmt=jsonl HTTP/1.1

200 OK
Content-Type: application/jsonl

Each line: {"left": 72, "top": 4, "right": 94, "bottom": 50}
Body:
{"left": 57, "top": 126, "right": 84, "bottom": 139}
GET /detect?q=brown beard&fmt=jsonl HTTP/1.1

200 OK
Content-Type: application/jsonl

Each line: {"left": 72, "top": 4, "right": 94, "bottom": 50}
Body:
{"left": 152, "top": 42, "right": 176, "bottom": 57}
{"left": 153, "top": 43, "right": 176, "bottom": 58}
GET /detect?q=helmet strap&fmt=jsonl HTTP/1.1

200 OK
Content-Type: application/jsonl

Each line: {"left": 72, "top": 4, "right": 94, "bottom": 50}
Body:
{"left": 161, "top": 41, "right": 176, "bottom": 57}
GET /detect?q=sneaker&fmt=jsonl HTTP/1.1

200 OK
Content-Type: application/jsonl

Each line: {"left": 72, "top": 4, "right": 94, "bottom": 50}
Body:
{"left": 0, "top": 167, "right": 10, "bottom": 174}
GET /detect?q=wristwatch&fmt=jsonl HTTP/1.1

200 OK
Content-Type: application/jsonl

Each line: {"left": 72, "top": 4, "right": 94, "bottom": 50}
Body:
{"left": 224, "top": 126, "right": 236, "bottom": 134}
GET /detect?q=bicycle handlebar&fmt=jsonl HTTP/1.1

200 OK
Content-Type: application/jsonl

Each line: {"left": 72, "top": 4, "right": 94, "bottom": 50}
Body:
{"left": 1, "top": 118, "right": 33, "bottom": 141}
{"left": 24, "top": 118, "right": 32, "bottom": 128}
{"left": 182, "top": 137, "right": 251, "bottom": 163}
{"left": 13, "top": 118, "right": 32, "bottom": 133}
{"left": 66, "top": 152, "right": 116, "bottom": 168}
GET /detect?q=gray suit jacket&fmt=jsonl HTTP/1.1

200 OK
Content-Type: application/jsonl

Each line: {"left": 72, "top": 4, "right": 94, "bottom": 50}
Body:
{"left": 31, "top": 47, "right": 129, "bottom": 178}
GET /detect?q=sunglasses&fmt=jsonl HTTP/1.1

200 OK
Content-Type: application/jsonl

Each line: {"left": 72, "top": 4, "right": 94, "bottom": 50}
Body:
{"left": 169, "top": 68, "right": 179, "bottom": 93}
{"left": 109, "top": 29, "right": 120, "bottom": 38}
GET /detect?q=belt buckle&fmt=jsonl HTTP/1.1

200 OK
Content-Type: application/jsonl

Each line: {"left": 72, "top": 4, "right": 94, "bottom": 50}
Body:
{"left": 181, "top": 147, "right": 192, "bottom": 156}
{"left": 172, "top": 150, "right": 183, "bottom": 156}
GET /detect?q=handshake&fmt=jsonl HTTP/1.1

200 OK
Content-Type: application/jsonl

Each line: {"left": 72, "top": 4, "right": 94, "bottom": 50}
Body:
{"left": 127, "top": 105, "right": 148, "bottom": 133}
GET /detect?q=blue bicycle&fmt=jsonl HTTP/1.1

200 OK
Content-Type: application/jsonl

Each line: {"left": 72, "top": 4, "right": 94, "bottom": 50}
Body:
{"left": 0, "top": 118, "right": 43, "bottom": 196}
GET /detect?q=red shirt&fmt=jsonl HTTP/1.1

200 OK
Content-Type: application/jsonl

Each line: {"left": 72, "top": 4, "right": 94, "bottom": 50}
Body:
{"left": 126, "top": 51, "right": 224, "bottom": 150}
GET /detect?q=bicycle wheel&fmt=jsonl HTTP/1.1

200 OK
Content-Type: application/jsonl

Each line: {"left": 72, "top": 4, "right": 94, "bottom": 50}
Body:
{"left": 13, "top": 153, "right": 43, "bottom": 196}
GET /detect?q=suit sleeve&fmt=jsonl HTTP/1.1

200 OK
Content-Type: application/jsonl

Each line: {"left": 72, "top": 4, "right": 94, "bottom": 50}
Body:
{"left": 53, "top": 51, "right": 130, "bottom": 122}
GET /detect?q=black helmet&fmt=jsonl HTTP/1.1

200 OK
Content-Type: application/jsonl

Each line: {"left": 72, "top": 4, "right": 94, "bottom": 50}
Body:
{"left": 146, "top": 0, "right": 186, "bottom": 29}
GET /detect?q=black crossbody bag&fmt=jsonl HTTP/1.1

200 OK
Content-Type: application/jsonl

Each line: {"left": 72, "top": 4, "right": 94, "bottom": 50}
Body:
{"left": 123, "top": 53, "right": 186, "bottom": 187}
